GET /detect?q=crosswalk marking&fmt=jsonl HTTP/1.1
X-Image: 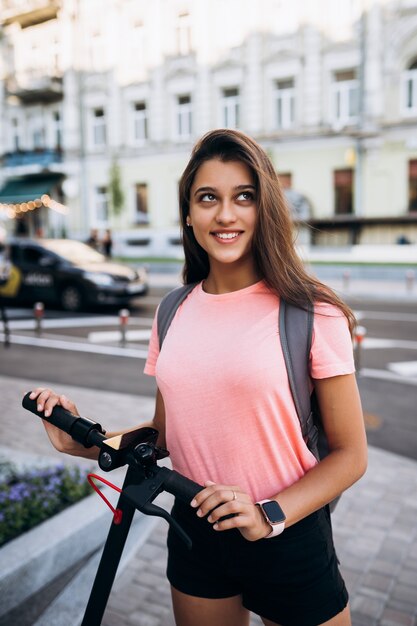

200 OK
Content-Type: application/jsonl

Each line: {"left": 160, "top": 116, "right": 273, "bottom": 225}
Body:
{"left": 5, "top": 316, "right": 153, "bottom": 331}
{"left": 362, "top": 338, "right": 417, "bottom": 350}
{"left": 0, "top": 332, "right": 149, "bottom": 359}
{"left": 355, "top": 310, "right": 417, "bottom": 323}
{"left": 388, "top": 361, "right": 417, "bottom": 377}
{"left": 360, "top": 368, "right": 417, "bottom": 387}
{"left": 88, "top": 329, "right": 152, "bottom": 343}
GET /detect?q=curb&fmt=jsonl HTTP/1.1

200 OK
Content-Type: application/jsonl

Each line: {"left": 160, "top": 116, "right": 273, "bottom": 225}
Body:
{"left": 0, "top": 447, "right": 158, "bottom": 623}
{"left": 0, "top": 484, "right": 118, "bottom": 618}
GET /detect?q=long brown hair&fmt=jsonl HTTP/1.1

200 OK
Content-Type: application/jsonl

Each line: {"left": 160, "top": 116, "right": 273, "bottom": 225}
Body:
{"left": 179, "top": 128, "right": 355, "bottom": 334}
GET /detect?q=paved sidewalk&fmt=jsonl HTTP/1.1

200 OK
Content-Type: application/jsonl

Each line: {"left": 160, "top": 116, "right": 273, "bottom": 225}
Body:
{"left": 1, "top": 375, "right": 417, "bottom": 626}
{"left": 102, "top": 445, "right": 417, "bottom": 626}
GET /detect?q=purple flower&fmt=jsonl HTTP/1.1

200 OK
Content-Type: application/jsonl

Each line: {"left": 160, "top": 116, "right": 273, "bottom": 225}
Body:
{"left": 0, "top": 461, "right": 91, "bottom": 548}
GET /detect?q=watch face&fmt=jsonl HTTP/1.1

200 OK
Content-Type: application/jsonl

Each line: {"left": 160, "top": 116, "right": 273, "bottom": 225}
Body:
{"left": 262, "top": 501, "right": 286, "bottom": 524}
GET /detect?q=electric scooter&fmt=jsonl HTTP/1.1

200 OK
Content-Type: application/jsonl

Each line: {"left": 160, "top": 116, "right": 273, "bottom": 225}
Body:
{"left": 22, "top": 392, "right": 203, "bottom": 626}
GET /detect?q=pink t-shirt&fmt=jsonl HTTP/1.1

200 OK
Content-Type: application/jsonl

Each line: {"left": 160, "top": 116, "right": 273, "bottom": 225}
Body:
{"left": 144, "top": 281, "right": 355, "bottom": 502}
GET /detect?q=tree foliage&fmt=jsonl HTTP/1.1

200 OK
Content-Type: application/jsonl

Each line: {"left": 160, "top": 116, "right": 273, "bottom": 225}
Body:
{"left": 109, "top": 158, "right": 125, "bottom": 217}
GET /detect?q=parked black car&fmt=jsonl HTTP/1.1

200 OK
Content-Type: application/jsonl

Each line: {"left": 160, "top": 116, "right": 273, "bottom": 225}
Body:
{"left": 0, "top": 238, "right": 148, "bottom": 312}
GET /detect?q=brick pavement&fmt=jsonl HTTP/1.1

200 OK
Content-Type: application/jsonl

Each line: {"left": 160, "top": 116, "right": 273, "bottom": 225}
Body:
{"left": 100, "top": 446, "right": 417, "bottom": 626}
{"left": 102, "top": 512, "right": 263, "bottom": 626}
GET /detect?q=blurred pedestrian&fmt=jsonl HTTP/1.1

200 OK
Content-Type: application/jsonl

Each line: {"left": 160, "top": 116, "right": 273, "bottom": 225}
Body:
{"left": 396, "top": 234, "right": 411, "bottom": 245}
{"left": 102, "top": 228, "right": 113, "bottom": 258}
{"left": 30, "top": 129, "right": 367, "bottom": 626}
{"left": 408, "top": 188, "right": 417, "bottom": 212}
{"left": 0, "top": 229, "right": 10, "bottom": 295}
{"left": 86, "top": 228, "right": 99, "bottom": 250}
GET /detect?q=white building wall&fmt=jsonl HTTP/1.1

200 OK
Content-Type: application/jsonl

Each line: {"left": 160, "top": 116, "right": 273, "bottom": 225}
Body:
{"left": 364, "top": 2, "right": 383, "bottom": 123}
{"left": 272, "top": 138, "right": 355, "bottom": 216}
{"left": 302, "top": 25, "right": 322, "bottom": 129}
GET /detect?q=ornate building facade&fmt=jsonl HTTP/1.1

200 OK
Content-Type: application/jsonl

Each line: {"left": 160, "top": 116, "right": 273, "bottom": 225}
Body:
{"left": 0, "top": 0, "right": 417, "bottom": 248}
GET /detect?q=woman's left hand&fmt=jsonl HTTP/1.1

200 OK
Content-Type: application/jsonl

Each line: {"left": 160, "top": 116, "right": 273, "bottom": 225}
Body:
{"left": 190, "top": 481, "right": 272, "bottom": 542}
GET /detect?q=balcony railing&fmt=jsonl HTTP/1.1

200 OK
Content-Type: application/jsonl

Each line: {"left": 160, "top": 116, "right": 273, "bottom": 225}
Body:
{"left": 2, "top": 149, "right": 63, "bottom": 168}
{"left": 6, "top": 73, "right": 63, "bottom": 104}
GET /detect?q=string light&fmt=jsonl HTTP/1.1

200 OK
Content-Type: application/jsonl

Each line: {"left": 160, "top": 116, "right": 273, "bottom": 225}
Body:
{"left": 0, "top": 196, "right": 69, "bottom": 219}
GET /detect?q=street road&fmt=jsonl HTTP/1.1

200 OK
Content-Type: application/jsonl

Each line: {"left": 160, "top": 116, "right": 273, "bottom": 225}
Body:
{"left": 345, "top": 297, "right": 417, "bottom": 460}
{"left": 1, "top": 289, "right": 417, "bottom": 460}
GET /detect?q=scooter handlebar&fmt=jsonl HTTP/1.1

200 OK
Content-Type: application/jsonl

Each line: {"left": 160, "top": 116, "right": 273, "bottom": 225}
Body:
{"left": 22, "top": 392, "right": 106, "bottom": 448}
{"left": 163, "top": 469, "right": 202, "bottom": 502}
{"left": 22, "top": 392, "right": 203, "bottom": 501}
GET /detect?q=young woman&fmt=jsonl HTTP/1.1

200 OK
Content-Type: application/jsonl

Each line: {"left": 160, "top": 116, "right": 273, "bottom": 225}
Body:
{"left": 31, "top": 129, "right": 367, "bottom": 626}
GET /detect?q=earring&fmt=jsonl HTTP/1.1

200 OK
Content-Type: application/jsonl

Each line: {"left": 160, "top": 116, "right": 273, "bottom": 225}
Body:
{"left": 186, "top": 220, "right": 192, "bottom": 227}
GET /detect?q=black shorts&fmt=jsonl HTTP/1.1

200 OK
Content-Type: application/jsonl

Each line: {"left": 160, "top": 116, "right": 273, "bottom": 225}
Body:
{"left": 167, "top": 500, "right": 348, "bottom": 626}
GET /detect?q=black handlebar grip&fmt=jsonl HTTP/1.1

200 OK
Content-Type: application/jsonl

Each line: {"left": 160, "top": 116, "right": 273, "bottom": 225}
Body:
{"left": 163, "top": 469, "right": 202, "bottom": 504}
{"left": 22, "top": 392, "right": 80, "bottom": 434}
{"left": 22, "top": 392, "right": 106, "bottom": 447}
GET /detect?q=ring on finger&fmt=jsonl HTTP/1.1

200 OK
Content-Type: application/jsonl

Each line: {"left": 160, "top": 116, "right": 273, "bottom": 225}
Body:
{"left": 231, "top": 490, "right": 237, "bottom": 501}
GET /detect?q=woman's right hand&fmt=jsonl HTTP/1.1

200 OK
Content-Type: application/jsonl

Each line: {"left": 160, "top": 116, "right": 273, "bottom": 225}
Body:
{"left": 28, "top": 387, "right": 97, "bottom": 459}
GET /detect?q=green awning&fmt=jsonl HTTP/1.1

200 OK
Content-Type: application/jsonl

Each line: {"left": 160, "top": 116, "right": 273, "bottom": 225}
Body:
{"left": 0, "top": 173, "right": 63, "bottom": 204}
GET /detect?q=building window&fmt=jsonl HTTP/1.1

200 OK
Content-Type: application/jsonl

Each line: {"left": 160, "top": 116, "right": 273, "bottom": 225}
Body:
{"left": 275, "top": 79, "right": 295, "bottom": 129}
{"left": 33, "top": 129, "right": 44, "bottom": 149}
{"left": 278, "top": 172, "right": 292, "bottom": 189}
{"left": 177, "top": 95, "right": 192, "bottom": 140}
{"left": 12, "top": 118, "right": 20, "bottom": 151}
{"left": 135, "top": 183, "right": 149, "bottom": 224}
{"left": 95, "top": 186, "right": 109, "bottom": 224}
{"left": 334, "top": 169, "right": 354, "bottom": 215}
{"left": 27, "top": 113, "right": 44, "bottom": 150}
{"left": 409, "top": 160, "right": 417, "bottom": 212}
{"left": 91, "top": 108, "right": 106, "bottom": 147}
{"left": 331, "top": 70, "right": 358, "bottom": 127}
{"left": 222, "top": 88, "right": 240, "bottom": 129}
{"left": 403, "top": 61, "right": 417, "bottom": 115}
{"left": 133, "top": 102, "right": 148, "bottom": 143}
{"left": 176, "top": 12, "right": 191, "bottom": 56}
{"left": 53, "top": 111, "right": 62, "bottom": 149}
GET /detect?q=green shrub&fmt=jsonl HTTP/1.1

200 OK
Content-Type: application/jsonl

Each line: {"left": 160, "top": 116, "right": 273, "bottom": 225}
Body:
{"left": 0, "top": 461, "right": 92, "bottom": 547}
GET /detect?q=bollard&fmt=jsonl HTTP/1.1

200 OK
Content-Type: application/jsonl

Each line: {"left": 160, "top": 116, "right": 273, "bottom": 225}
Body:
{"left": 119, "top": 308, "right": 130, "bottom": 346}
{"left": 354, "top": 325, "right": 367, "bottom": 374}
{"left": 342, "top": 269, "right": 351, "bottom": 291}
{"left": 405, "top": 269, "right": 415, "bottom": 293}
{"left": 34, "top": 302, "right": 44, "bottom": 336}
{"left": 1, "top": 306, "right": 10, "bottom": 348}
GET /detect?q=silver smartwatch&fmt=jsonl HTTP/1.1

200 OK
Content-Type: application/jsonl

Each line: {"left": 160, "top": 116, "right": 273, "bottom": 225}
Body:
{"left": 256, "top": 499, "right": 286, "bottom": 538}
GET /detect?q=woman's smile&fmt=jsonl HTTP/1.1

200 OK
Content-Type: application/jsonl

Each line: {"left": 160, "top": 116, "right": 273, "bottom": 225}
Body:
{"left": 210, "top": 230, "right": 244, "bottom": 242}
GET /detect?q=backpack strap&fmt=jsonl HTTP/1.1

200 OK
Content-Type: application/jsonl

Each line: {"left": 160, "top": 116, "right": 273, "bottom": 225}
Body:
{"left": 157, "top": 283, "right": 198, "bottom": 349}
{"left": 279, "top": 299, "right": 319, "bottom": 459}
